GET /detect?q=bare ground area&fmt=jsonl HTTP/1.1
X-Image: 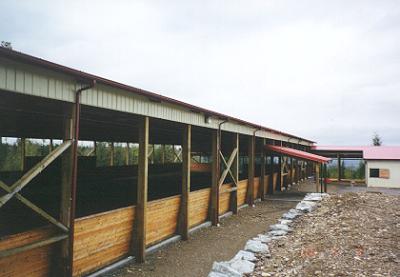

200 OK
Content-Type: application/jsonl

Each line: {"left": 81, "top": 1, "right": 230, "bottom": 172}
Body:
{"left": 250, "top": 192, "right": 400, "bottom": 277}
{"left": 105, "top": 201, "right": 296, "bottom": 277}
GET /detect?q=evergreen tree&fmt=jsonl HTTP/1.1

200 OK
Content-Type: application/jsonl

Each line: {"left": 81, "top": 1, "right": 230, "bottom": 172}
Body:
{"left": 372, "top": 133, "right": 382, "bottom": 146}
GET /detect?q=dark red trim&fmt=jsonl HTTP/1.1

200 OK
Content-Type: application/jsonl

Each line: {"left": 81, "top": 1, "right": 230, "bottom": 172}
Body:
{"left": 265, "top": 145, "right": 330, "bottom": 163}
{"left": 0, "top": 47, "right": 314, "bottom": 143}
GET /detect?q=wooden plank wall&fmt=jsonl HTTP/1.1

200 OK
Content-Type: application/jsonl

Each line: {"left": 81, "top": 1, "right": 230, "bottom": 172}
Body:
{"left": 1, "top": 179, "right": 255, "bottom": 277}
{"left": 237, "top": 180, "right": 248, "bottom": 206}
{"left": 0, "top": 226, "right": 55, "bottom": 277}
{"left": 146, "top": 195, "right": 181, "bottom": 246}
{"left": 73, "top": 206, "right": 135, "bottom": 277}
{"left": 189, "top": 188, "right": 210, "bottom": 228}
{"left": 219, "top": 183, "right": 233, "bottom": 215}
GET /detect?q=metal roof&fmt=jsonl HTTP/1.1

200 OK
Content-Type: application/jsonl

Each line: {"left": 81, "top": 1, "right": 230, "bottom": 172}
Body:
{"left": 0, "top": 47, "right": 314, "bottom": 143}
{"left": 266, "top": 145, "right": 331, "bottom": 163}
{"left": 313, "top": 145, "right": 400, "bottom": 160}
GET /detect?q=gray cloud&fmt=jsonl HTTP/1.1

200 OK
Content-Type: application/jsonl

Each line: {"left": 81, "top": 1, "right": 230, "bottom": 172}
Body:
{"left": 1, "top": 0, "right": 399, "bottom": 145}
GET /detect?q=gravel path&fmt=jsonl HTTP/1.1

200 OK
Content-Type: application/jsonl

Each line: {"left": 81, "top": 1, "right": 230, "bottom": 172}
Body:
{"left": 106, "top": 200, "right": 296, "bottom": 277}
{"left": 250, "top": 192, "right": 400, "bottom": 277}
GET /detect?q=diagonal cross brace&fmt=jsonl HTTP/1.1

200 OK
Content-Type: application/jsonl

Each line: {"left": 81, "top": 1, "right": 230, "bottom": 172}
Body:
{"left": 173, "top": 148, "right": 182, "bottom": 162}
{"left": 218, "top": 148, "right": 238, "bottom": 188}
{"left": 0, "top": 140, "right": 73, "bottom": 208}
{"left": 219, "top": 151, "right": 238, "bottom": 186}
{"left": 0, "top": 181, "right": 68, "bottom": 232}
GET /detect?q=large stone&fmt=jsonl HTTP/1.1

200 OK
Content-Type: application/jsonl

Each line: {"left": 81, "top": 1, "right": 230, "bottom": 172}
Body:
{"left": 253, "top": 234, "right": 272, "bottom": 244}
{"left": 270, "top": 224, "right": 292, "bottom": 232}
{"left": 269, "top": 230, "right": 288, "bottom": 236}
{"left": 211, "top": 262, "right": 241, "bottom": 277}
{"left": 244, "top": 239, "right": 270, "bottom": 254}
{"left": 208, "top": 271, "right": 228, "bottom": 277}
{"left": 278, "top": 219, "right": 293, "bottom": 225}
{"left": 232, "top": 250, "right": 257, "bottom": 262}
{"left": 282, "top": 209, "right": 303, "bottom": 220}
{"left": 229, "top": 259, "right": 255, "bottom": 274}
{"left": 296, "top": 200, "right": 317, "bottom": 212}
{"left": 271, "top": 235, "right": 286, "bottom": 240}
{"left": 303, "top": 193, "right": 328, "bottom": 201}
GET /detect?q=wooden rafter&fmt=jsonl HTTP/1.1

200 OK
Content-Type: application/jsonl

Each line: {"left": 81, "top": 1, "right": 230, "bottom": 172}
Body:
{"left": 0, "top": 140, "right": 73, "bottom": 207}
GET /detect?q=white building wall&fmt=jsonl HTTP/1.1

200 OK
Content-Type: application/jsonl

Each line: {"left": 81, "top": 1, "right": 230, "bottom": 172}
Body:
{"left": 366, "top": 160, "right": 400, "bottom": 188}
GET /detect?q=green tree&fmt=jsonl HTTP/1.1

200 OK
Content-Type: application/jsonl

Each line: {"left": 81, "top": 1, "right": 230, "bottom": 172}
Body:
{"left": 372, "top": 133, "right": 382, "bottom": 146}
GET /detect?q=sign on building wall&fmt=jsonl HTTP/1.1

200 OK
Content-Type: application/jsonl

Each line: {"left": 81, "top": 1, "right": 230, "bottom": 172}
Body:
{"left": 379, "top": 169, "right": 390, "bottom": 179}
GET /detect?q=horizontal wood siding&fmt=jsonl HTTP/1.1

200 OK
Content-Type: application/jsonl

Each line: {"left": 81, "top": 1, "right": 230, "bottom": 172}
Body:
{"left": 189, "top": 188, "right": 210, "bottom": 228}
{"left": 0, "top": 226, "right": 55, "bottom": 277}
{"left": 146, "top": 195, "right": 180, "bottom": 246}
{"left": 219, "top": 183, "right": 232, "bottom": 215}
{"left": 73, "top": 206, "right": 135, "bottom": 277}
{"left": 237, "top": 180, "right": 248, "bottom": 206}
{"left": 190, "top": 163, "right": 211, "bottom": 172}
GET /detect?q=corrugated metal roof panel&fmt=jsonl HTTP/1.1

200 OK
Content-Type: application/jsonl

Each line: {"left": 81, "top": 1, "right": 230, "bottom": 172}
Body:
{"left": 266, "top": 145, "right": 331, "bottom": 163}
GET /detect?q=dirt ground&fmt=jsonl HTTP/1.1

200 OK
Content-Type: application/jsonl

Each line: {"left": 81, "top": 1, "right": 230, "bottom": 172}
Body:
{"left": 250, "top": 192, "right": 400, "bottom": 277}
{"left": 105, "top": 201, "right": 296, "bottom": 277}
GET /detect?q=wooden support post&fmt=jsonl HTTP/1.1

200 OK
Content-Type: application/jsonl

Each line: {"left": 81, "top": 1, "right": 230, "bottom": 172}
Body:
{"left": 324, "top": 163, "right": 328, "bottom": 193}
{"left": 94, "top": 141, "right": 97, "bottom": 157}
{"left": 230, "top": 134, "right": 239, "bottom": 214}
{"left": 20, "top": 138, "right": 26, "bottom": 172}
{"left": 337, "top": 153, "right": 341, "bottom": 182}
{"left": 289, "top": 157, "right": 294, "bottom": 186}
{"left": 280, "top": 157, "right": 285, "bottom": 191}
{"left": 152, "top": 144, "right": 155, "bottom": 164}
{"left": 125, "top": 143, "right": 130, "bottom": 165}
{"left": 133, "top": 116, "right": 149, "bottom": 263}
{"left": 268, "top": 154, "right": 274, "bottom": 194}
{"left": 161, "top": 144, "right": 165, "bottom": 164}
{"left": 315, "top": 162, "right": 320, "bottom": 192}
{"left": 277, "top": 155, "right": 282, "bottom": 191}
{"left": 110, "top": 142, "right": 114, "bottom": 166}
{"left": 179, "top": 125, "right": 191, "bottom": 240}
{"left": 247, "top": 136, "right": 255, "bottom": 206}
{"left": 59, "top": 104, "right": 75, "bottom": 277}
{"left": 49, "top": 139, "right": 54, "bottom": 152}
{"left": 260, "top": 138, "right": 266, "bottom": 200}
{"left": 210, "top": 130, "right": 220, "bottom": 226}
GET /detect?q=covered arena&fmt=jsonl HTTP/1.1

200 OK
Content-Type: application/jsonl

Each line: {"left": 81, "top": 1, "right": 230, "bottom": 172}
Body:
{"left": 0, "top": 48, "right": 328, "bottom": 277}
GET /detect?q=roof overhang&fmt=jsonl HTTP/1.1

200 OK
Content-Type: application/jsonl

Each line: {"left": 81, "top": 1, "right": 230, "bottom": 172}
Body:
{"left": 266, "top": 145, "right": 331, "bottom": 163}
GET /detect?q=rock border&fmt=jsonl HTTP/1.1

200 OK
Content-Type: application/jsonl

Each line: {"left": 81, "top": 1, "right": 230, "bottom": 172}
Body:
{"left": 208, "top": 193, "right": 329, "bottom": 277}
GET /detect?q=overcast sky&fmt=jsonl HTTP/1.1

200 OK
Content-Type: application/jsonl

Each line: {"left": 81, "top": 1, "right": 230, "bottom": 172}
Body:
{"left": 1, "top": 1, "right": 399, "bottom": 145}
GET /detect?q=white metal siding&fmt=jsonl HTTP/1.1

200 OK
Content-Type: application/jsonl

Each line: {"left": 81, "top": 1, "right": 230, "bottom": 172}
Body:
{"left": 0, "top": 57, "right": 312, "bottom": 146}
{"left": 366, "top": 160, "right": 400, "bottom": 188}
